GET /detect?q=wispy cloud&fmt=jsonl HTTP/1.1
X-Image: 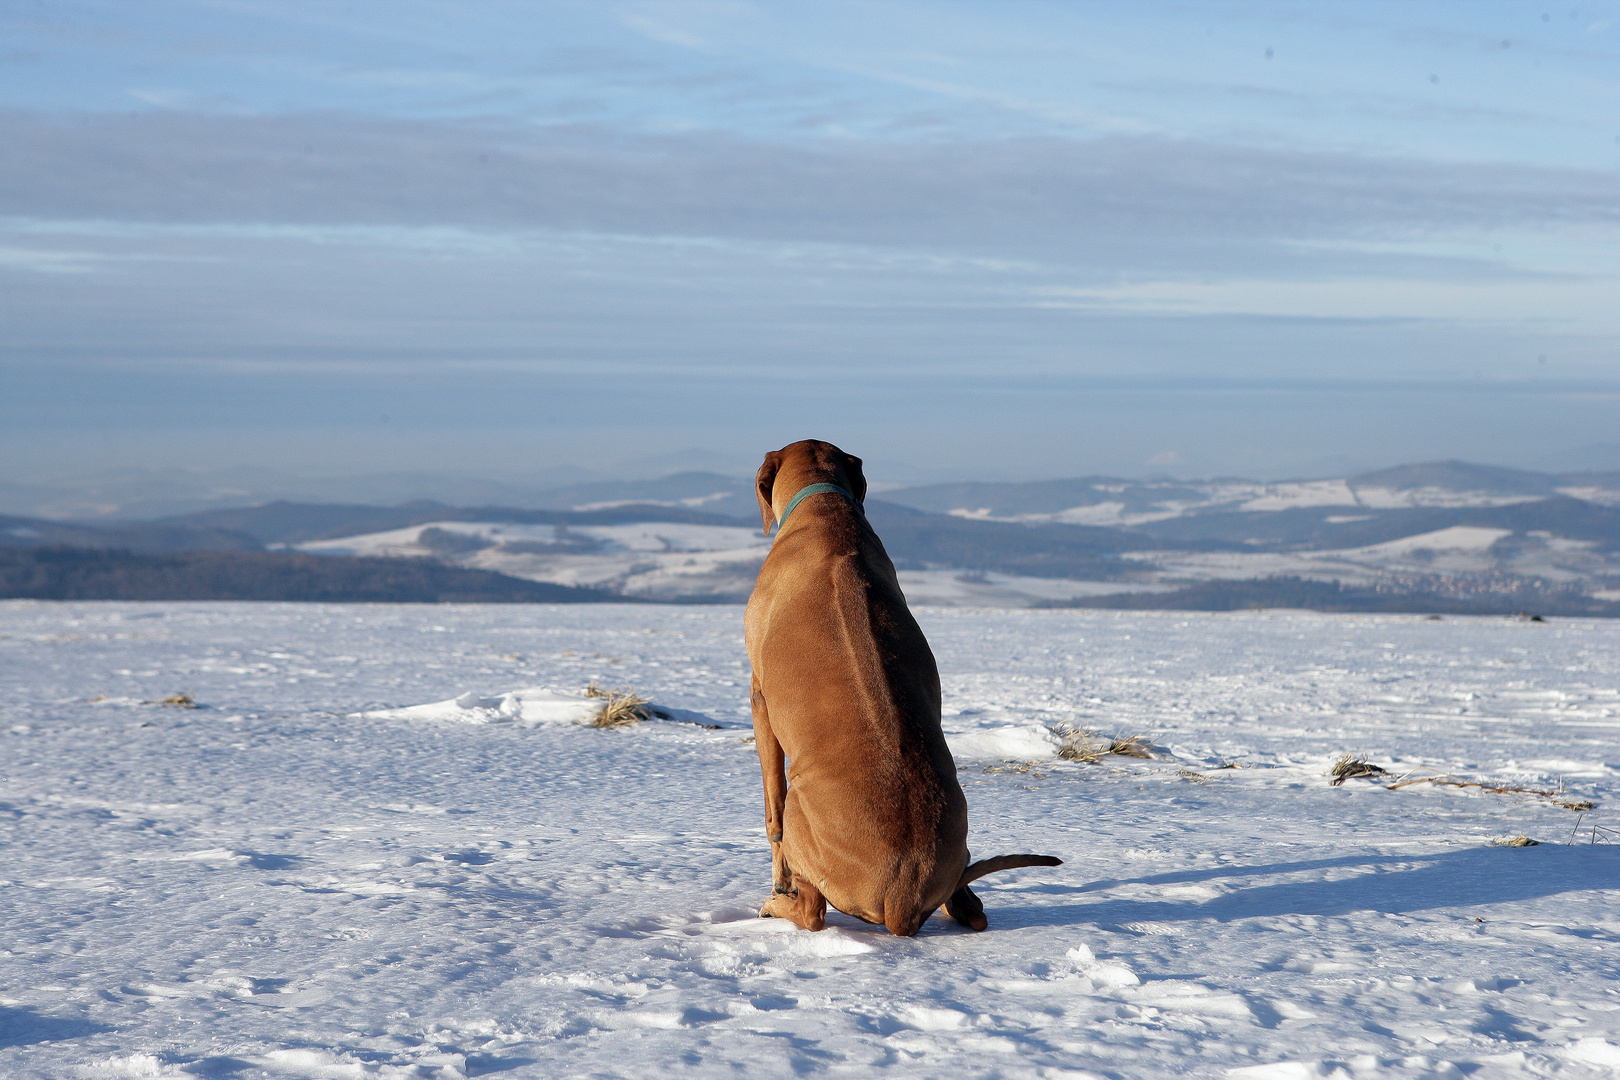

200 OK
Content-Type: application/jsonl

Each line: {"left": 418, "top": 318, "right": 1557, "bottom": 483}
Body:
{"left": 4, "top": 2, "right": 1617, "bottom": 478}
{"left": 0, "top": 245, "right": 107, "bottom": 273}
{"left": 3, "top": 111, "right": 1614, "bottom": 265}
{"left": 1029, "top": 275, "right": 1620, "bottom": 329}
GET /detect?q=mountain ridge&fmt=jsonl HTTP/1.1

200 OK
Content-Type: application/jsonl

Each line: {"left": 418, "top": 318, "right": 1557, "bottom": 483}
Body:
{"left": 4, "top": 460, "right": 1617, "bottom": 612}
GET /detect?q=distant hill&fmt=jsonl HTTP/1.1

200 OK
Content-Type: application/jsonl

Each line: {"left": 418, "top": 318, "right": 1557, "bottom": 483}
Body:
{"left": 1347, "top": 461, "right": 1559, "bottom": 496}
{"left": 0, "top": 546, "right": 626, "bottom": 603}
{"left": 0, "top": 466, "right": 612, "bottom": 521}
{"left": 6, "top": 460, "right": 1618, "bottom": 612}
{"left": 1047, "top": 576, "right": 1620, "bottom": 619}
{"left": 2, "top": 514, "right": 262, "bottom": 553}
{"left": 1131, "top": 497, "right": 1620, "bottom": 550}
{"left": 155, "top": 499, "right": 756, "bottom": 546}
{"left": 864, "top": 500, "right": 1216, "bottom": 580}
{"left": 873, "top": 477, "right": 1208, "bottom": 518}
{"left": 877, "top": 461, "right": 1620, "bottom": 541}
{"left": 512, "top": 471, "right": 756, "bottom": 518}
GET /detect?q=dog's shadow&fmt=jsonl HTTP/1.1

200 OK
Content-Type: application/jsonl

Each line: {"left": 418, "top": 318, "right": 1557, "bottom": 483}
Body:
{"left": 984, "top": 844, "right": 1620, "bottom": 929}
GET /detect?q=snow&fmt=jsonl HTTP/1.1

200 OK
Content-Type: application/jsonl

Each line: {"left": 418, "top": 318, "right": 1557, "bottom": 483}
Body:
{"left": 1047, "top": 502, "right": 1200, "bottom": 527}
{"left": 294, "top": 520, "right": 768, "bottom": 559}
{"left": 1556, "top": 487, "right": 1620, "bottom": 508}
{"left": 357, "top": 686, "right": 725, "bottom": 732}
{"left": 1352, "top": 487, "right": 1545, "bottom": 511}
{"left": 936, "top": 479, "right": 1553, "bottom": 526}
{"left": 1129, "top": 524, "right": 1609, "bottom": 588}
{"left": 284, "top": 505, "right": 1620, "bottom": 607}
{"left": 357, "top": 686, "right": 608, "bottom": 727}
{"left": 1238, "top": 480, "right": 1362, "bottom": 512}
{"left": 294, "top": 521, "right": 771, "bottom": 601}
{"left": 2, "top": 600, "right": 1618, "bottom": 1078}
{"left": 294, "top": 522, "right": 1182, "bottom": 606}
{"left": 1350, "top": 526, "right": 1514, "bottom": 557}
{"left": 893, "top": 570, "right": 1170, "bottom": 608}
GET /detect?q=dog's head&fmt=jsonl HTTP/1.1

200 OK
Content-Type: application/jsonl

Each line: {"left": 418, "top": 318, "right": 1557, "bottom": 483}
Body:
{"left": 755, "top": 440, "right": 867, "bottom": 534}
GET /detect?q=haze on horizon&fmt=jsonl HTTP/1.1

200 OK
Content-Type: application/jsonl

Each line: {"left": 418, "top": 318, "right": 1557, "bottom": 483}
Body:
{"left": 3, "top": 1, "right": 1618, "bottom": 489}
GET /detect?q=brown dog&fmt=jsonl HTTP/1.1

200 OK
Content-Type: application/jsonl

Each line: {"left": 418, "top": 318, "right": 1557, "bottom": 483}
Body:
{"left": 745, "top": 439, "right": 1060, "bottom": 936}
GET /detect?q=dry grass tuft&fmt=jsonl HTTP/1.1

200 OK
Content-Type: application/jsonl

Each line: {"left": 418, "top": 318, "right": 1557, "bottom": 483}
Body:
{"left": 983, "top": 761, "right": 1048, "bottom": 776}
{"left": 1109, "top": 733, "right": 1154, "bottom": 758}
{"left": 1053, "top": 725, "right": 1104, "bottom": 763}
{"left": 583, "top": 684, "right": 653, "bottom": 728}
{"left": 159, "top": 693, "right": 197, "bottom": 708}
{"left": 1329, "top": 754, "right": 1390, "bottom": 786}
{"left": 1052, "top": 725, "right": 1156, "bottom": 762}
{"left": 1177, "top": 769, "right": 1209, "bottom": 784}
{"left": 1492, "top": 834, "right": 1540, "bottom": 847}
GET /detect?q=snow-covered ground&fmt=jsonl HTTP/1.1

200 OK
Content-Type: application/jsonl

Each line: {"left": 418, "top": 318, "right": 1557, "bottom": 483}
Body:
{"left": 3, "top": 600, "right": 1617, "bottom": 1079}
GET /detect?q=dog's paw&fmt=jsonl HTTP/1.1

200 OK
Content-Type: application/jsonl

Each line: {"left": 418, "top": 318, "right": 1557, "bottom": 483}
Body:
{"left": 759, "top": 891, "right": 827, "bottom": 931}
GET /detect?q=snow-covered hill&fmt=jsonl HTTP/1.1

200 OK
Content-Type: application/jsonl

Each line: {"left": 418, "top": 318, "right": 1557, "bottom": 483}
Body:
{"left": 8, "top": 460, "right": 1618, "bottom": 609}
{"left": 282, "top": 509, "right": 1620, "bottom": 609}
{"left": 881, "top": 462, "right": 1620, "bottom": 524}
{"left": 293, "top": 519, "right": 774, "bottom": 602}
{"left": 2, "top": 600, "right": 1616, "bottom": 1077}
{"left": 1129, "top": 524, "right": 1616, "bottom": 589}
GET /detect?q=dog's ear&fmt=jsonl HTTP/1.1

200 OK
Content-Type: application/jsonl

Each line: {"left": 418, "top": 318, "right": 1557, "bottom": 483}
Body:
{"left": 755, "top": 451, "right": 782, "bottom": 534}
{"left": 843, "top": 454, "right": 867, "bottom": 504}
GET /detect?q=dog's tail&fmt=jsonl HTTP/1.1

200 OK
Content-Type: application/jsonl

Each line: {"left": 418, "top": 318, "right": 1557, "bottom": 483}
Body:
{"left": 957, "top": 853, "right": 1062, "bottom": 888}
{"left": 944, "top": 854, "right": 1062, "bottom": 932}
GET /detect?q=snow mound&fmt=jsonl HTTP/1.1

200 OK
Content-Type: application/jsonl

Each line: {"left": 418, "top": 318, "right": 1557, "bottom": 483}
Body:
{"left": 364, "top": 687, "right": 1060, "bottom": 754}
{"left": 943, "top": 723, "right": 1063, "bottom": 761}
{"left": 354, "top": 686, "right": 722, "bottom": 728}
{"left": 356, "top": 686, "right": 603, "bottom": 726}
{"left": 1566, "top": 1039, "right": 1620, "bottom": 1066}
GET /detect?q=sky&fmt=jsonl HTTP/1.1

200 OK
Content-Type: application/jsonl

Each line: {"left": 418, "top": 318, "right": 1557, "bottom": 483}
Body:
{"left": 2, "top": 0, "right": 1619, "bottom": 487}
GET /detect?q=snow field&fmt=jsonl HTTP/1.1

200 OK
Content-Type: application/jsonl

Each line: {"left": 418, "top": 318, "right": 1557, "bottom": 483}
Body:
{"left": 0, "top": 601, "right": 1617, "bottom": 1078}
{"left": 293, "top": 522, "right": 772, "bottom": 601}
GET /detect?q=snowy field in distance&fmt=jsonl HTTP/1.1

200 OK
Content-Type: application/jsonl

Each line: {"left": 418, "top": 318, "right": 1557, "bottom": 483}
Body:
{"left": 1125, "top": 526, "right": 1614, "bottom": 590}
{"left": 2, "top": 600, "right": 1618, "bottom": 1079}
{"left": 289, "top": 521, "right": 1173, "bottom": 606}
{"left": 292, "top": 521, "right": 773, "bottom": 602}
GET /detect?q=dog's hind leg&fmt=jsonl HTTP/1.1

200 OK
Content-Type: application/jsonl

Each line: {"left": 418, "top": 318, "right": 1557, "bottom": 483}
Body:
{"left": 751, "top": 678, "right": 791, "bottom": 891}
{"left": 759, "top": 877, "right": 826, "bottom": 931}
{"left": 944, "top": 885, "right": 988, "bottom": 932}
{"left": 884, "top": 905, "right": 928, "bottom": 938}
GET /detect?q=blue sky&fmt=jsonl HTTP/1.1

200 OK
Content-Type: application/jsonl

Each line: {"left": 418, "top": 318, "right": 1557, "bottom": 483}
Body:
{"left": 3, "top": 1, "right": 1618, "bottom": 484}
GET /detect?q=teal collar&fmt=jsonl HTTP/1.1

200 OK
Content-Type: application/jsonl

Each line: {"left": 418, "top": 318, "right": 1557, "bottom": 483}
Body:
{"left": 774, "top": 482, "right": 862, "bottom": 533}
